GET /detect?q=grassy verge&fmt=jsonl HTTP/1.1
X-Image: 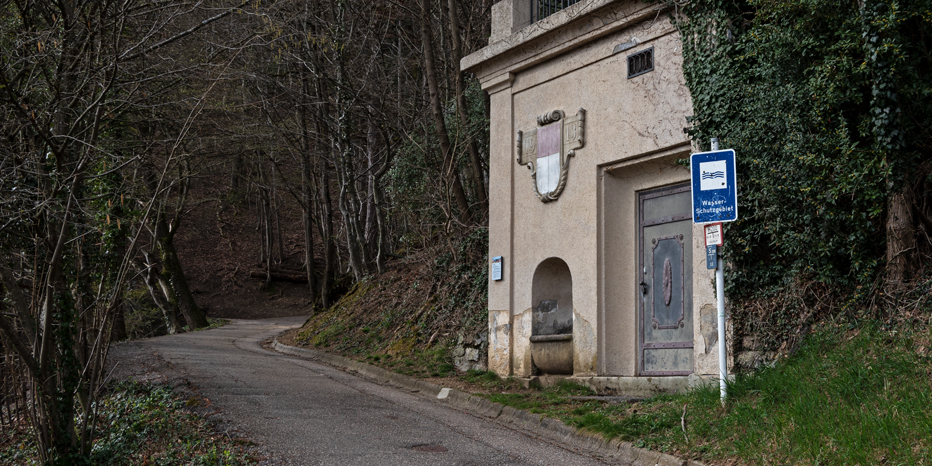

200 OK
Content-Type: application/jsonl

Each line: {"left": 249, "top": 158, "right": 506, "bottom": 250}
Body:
{"left": 362, "top": 343, "right": 458, "bottom": 378}
{"left": 0, "top": 381, "right": 256, "bottom": 465}
{"left": 467, "top": 323, "right": 932, "bottom": 465}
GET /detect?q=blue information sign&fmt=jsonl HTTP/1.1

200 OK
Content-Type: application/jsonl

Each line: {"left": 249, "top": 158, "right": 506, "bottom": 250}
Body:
{"left": 690, "top": 149, "right": 738, "bottom": 224}
{"left": 491, "top": 256, "right": 503, "bottom": 281}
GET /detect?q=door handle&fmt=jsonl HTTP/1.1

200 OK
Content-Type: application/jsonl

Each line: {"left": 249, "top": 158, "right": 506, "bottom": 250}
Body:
{"left": 639, "top": 281, "right": 649, "bottom": 295}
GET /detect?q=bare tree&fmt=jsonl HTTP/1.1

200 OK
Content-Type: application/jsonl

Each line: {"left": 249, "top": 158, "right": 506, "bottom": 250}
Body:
{"left": 0, "top": 0, "right": 252, "bottom": 461}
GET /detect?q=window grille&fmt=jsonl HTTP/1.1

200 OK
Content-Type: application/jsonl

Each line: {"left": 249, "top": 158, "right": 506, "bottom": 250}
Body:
{"left": 627, "top": 47, "right": 654, "bottom": 78}
{"left": 534, "top": 0, "right": 582, "bottom": 21}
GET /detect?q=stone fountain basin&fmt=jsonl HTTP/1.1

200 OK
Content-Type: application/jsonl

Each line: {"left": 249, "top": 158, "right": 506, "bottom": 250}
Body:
{"left": 530, "top": 333, "right": 573, "bottom": 375}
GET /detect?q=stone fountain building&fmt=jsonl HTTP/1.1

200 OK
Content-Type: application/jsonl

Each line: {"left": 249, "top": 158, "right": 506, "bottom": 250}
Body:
{"left": 463, "top": 0, "right": 729, "bottom": 394}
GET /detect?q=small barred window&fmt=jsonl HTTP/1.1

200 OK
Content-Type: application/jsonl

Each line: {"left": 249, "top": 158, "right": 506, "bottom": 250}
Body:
{"left": 627, "top": 48, "right": 654, "bottom": 79}
{"left": 535, "top": 0, "right": 582, "bottom": 21}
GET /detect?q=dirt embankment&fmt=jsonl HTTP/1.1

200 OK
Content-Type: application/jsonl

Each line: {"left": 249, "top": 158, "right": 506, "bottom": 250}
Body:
{"left": 277, "top": 237, "right": 490, "bottom": 374}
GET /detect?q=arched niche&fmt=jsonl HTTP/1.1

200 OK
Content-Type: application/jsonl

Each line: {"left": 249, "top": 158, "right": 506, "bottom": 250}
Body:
{"left": 531, "top": 257, "right": 573, "bottom": 336}
{"left": 530, "top": 257, "right": 574, "bottom": 374}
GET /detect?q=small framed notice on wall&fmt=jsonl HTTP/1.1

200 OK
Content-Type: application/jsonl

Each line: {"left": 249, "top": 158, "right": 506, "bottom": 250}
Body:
{"left": 491, "top": 256, "right": 503, "bottom": 281}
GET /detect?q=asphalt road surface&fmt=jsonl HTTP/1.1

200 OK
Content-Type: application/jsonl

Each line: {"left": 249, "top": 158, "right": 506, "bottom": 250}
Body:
{"left": 108, "top": 317, "right": 613, "bottom": 465}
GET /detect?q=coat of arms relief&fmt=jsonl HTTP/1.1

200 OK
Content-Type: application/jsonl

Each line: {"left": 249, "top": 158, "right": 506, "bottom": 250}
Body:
{"left": 516, "top": 109, "right": 586, "bottom": 202}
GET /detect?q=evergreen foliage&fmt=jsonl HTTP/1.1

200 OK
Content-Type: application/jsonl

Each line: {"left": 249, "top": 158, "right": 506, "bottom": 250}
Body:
{"left": 675, "top": 0, "right": 932, "bottom": 347}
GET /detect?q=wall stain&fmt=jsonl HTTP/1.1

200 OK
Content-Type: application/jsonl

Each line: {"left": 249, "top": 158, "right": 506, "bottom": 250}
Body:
{"left": 513, "top": 308, "right": 533, "bottom": 376}
{"left": 573, "top": 309, "right": 597, "bottom": 375}
{"left": 488, "top": 310, "right": 512, "bottom": 375}
{"left": 699, "top": 303, "right": 717, "bottom": 354}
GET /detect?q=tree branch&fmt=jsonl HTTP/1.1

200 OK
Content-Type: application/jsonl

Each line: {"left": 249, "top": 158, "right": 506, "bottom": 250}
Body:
{"left": 120, "top": 0, "right": 252, "bottom": 62}
{"left": 0, "top": 314, "right": 40, "bottom": 378}
{"left": 0, "top": 266, "right": 36, "bottom": 347}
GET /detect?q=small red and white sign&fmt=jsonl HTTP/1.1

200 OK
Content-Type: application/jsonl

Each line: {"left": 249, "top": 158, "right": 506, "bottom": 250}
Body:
{"left": 704, "top": 222, "right": 723, "bottom": 247}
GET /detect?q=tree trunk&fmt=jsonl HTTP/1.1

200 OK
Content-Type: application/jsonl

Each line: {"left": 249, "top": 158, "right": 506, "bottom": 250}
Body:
{"left": 886, "top": 190, "right": 916, "bottom": 290}
{"left": 333, "top": 76, "right": 367, "bottom": 280}
{"left": 162, "top": 244, "right": 208, "bottom": 329}
{"left": 312, "top": 62, "right": 336, "bottom": 309}
{"left": 366, "top": 112, "right": 379, "bottom": 252}
{"left": 300, "top": 76, "right": 318, "bottom": 305}
{"left": 37, "top": 180, "right": 82, "bottom": 462}
{"left": 109, "top": 227, "right": 128, "bottom": 342}
{"left": 231, "top": 152, "right": 244, "bottom": 192}
{"left": 419, "top": 0, "right": 471, "bottom": 224}
{"left": 446, "top": 0, "right": 488, "bottom": 215}
{"left": 372, "top": 126, "right": 394, "bottom": 274}
{"left": 338, "top": 161, "right": 366, "bottom": 281}
{"left": 137, "top": 253, "right": 183, "bottom": 334}
{"left": 255, "top": 156, "right": 274, "bottom": 286}
{"left": 0, "top": 267, "right": 36, "bottom": 347}
{"left": 319, "top": 167, "right": 336, "bottom": 309}
{"left": 264, "top": 193, "right": 273, "bottom": 282}
{"left": 155, "top": 218, "right": 208, "bottom": 329}
{"left": 272, "top": 164, "right": 284, "bottom": 264}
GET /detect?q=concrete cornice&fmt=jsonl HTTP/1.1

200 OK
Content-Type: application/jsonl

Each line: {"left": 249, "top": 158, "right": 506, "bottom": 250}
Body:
{"left": 602, "top": 141, "right": 692, "bottom": 173}
{"left": 463, "top": 0, "right": 669, "bottom": 89}
{"left": 483, "top": 72, "right": 515, "bottom": 94}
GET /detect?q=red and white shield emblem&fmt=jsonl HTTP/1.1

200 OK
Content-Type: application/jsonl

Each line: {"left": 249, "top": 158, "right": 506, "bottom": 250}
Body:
{"left": 516, "top": 109, "right": 586, "bottom": 203}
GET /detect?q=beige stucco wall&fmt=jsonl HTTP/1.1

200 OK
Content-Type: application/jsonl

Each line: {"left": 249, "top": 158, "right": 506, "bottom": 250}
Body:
{"left": 469, "top": 0, "right": 728, "bottom": 379}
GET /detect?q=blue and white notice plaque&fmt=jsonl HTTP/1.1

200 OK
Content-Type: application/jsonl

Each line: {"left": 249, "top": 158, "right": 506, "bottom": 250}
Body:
{"left": 706, "top": 245, "right": 718, "bottom": 270}
{"left": 491, "top": 256, "right": 503, "bottom": 281}
{"left": 690, "top": 149, "right": 738, "bottom": 224}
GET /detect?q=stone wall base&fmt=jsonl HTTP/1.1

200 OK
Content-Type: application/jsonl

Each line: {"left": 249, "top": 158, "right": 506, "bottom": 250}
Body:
{"left": 519, "top": 373, "right": 733, "bottom": 397}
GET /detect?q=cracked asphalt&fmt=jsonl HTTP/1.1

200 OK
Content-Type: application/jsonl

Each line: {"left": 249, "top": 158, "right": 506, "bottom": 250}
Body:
{"left": 108, "top": 317, "right": 613, "bottom": 465}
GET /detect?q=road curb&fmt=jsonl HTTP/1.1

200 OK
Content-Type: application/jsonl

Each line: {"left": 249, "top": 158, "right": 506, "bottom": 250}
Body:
{"left": 271, "top": 339, "right": 705, "bottom": 466}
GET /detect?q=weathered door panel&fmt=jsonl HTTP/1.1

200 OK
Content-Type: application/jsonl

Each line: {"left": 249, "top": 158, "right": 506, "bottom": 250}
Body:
{"left": 639, "top": 185, "right": 693, "bottom": 376}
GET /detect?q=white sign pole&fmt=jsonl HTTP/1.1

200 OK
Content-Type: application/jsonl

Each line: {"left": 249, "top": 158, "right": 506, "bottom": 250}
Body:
{"left": 710, "top": 137, "right": 728, "bottom": 404}
{"left": 716, "top": 255, "right": 727, "bottom": 403}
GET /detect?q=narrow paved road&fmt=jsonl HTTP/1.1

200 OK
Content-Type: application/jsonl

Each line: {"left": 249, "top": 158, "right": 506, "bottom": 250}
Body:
{"left": 109, "top": 317, "right": 611, "bottom": 466}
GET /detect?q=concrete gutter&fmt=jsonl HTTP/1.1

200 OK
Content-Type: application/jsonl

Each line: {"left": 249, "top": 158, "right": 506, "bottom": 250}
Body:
{"left": 272, "top": 339, "right": 706, "bottom": 466}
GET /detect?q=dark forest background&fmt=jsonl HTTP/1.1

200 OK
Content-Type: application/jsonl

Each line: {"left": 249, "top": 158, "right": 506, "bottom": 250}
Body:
{"left": 0, "top": 1, "right": 492, "bottom": 462}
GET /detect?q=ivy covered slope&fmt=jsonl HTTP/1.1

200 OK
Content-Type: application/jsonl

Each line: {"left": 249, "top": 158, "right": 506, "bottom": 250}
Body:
{"left": 677, "top": 0, "right": 932, "bottom": 351}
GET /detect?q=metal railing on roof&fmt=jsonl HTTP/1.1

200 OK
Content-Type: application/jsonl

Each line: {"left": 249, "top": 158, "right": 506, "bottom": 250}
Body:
{"left": 534, "top": 0, "right": 582, "bottom": 21}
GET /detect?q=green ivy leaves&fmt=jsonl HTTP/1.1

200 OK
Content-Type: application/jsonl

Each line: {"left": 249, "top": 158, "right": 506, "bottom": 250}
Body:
{"left": 675, "top": 0, "right": 931, "bottom": 299}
